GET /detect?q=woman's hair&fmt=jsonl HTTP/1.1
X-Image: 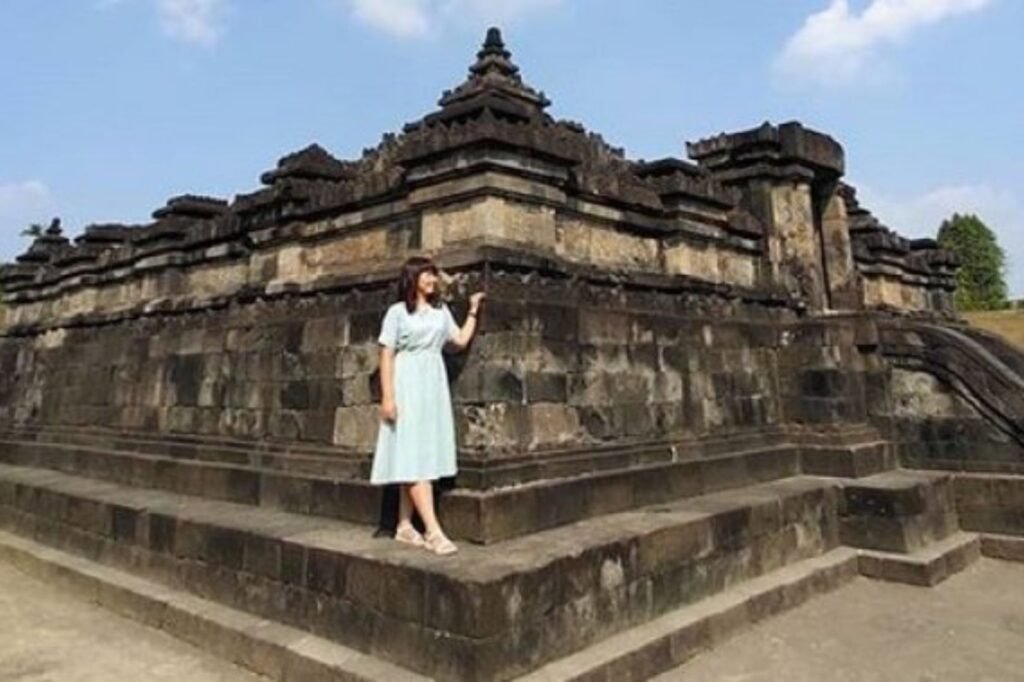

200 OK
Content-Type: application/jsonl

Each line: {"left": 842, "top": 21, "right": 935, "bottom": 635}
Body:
{"left": 397, "top": 256, "right": 440, "bottom": 313}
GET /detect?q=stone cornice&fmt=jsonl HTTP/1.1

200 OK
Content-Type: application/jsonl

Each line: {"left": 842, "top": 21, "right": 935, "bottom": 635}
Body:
{"left": 0, "top": 243, "right": 797, "bottom": 338}
{"left": 688, "top": 121, "right": 845, "bottom": 183}
{"left": 840, "top": 182, "right": 959, "bottom": 288}
{"left": 2, "top": 157, "right": 766, "bottom": 307}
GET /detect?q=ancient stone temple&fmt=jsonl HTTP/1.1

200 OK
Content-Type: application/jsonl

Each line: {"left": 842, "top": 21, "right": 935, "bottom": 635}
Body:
{"left": 1, "top": 27, "right": 1022, "bottom": 681}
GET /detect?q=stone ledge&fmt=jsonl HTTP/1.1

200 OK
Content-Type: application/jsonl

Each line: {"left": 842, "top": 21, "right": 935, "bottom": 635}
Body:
{"left": 0, "top": 463, "right": 840, "bottom": 680}
{"left": 839, "top": 471, "right": 957, "bottom": 553}
{"left": 446, "top": 445, "right": 803, "bottom": 543}
{"left": 980, "top": 534, "right": 1024, "bottom": 563}
{"left": 0, "top": 422, "right": 905, "bottom": 543}
{"left": 0, "top": 423, "right": 365, "bottom": 467}
{"left": 2, "top": 242, "right": 794, "bottom": 337}
{"left": 0, "top": 529, "right": 427, "bottom": 682}
{"left": 0, "top": 428, "right": 832, "bottom": 544}
{"left": 856, "top": 532, "right": 980, "bottom": 587}
{"left": 518, "top": 548, "right": 859, "bottom": 682}
{"left": 800, "top": 441, "right": 896, "bottom": 479}
{"left": 954, "top": 473, "right": 1024, "bottom": 537}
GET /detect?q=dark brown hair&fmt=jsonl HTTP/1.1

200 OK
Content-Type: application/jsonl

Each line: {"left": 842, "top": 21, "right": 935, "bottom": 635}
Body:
{"left": 397, "top": 256, "right": 440, "bottom": 313}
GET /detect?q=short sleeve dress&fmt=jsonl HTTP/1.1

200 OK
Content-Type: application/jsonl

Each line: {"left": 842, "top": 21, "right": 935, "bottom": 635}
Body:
{"left": 370, "top": 301, "right": 460, "bottom": 484}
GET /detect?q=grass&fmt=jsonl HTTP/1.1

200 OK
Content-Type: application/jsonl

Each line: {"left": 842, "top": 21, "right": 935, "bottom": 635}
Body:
{"left": 964, "top": 309, "right": 1024, "bottom": 350}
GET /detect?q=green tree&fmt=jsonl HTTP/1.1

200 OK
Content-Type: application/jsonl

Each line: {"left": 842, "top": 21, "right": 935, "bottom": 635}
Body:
{"left": 937, "top": 213, "right": 1009, "bottom": 311}
{"left": 20, "top": 223, "right": 45, "bottom": 238}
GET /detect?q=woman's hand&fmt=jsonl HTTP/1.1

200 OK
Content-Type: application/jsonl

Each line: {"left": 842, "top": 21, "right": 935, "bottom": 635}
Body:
{"left": 469, "top": 291, "right": 486, "bottom": 313}
{"left": 380, "top": 398, "right": 398, "bottom": 423}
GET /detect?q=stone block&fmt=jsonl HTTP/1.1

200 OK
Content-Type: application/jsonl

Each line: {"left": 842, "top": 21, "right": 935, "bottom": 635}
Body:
{"left": 332, "top": 406, "right": 380, "bottom": 450}
{"left": 579, "top": 310, "right": 631, "bottom": 344}
{"left": 456, "top": 403, "right": 529, "bottom": 452}
{"left": 524, "top": 372, "right": 567, "bottom": 403}
{"left": 528, "top": 403, "right": 581, "bottom": 449}
{"left": 530, "top": 303, "right": 578, "bottom": 341}
{"left": 665, "top": 240, "right": 720, "bottom": 282}
{"left": 243, "top": 535, "right": 282, "bottom": 580}
{"left": 302, "top": 317, "right": 345, "bottom": 352}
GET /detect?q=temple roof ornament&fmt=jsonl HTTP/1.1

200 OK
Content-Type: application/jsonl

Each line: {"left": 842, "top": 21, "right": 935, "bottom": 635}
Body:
{"left": 688, "top": 121, "right": 845, "bottom": 183}
{"left": 152, "top": 194, "right": 229, "bottom": 221}
{"left": 408, "top": 27, "right": 552, "bottom": 131}
{"left": 75, "top": 223, "right": 141, "bottom": 247}
{"left": 15, "top": 218, "right": 70, "bottom": 265}
{"left": 260, "top": 144, "right": 358, "bottom": 185}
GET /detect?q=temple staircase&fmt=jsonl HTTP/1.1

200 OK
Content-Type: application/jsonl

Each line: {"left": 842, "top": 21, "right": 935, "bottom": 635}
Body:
{"left": 0, "top": 419, "right": 1014, "bottom": 681}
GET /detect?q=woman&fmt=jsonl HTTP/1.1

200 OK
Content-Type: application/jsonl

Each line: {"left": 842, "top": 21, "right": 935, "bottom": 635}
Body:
{"left": 370, "top": 256, "right": 485, "bottom": 555}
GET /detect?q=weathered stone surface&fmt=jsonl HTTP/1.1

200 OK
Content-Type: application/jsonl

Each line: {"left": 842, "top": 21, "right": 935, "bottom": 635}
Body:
{"left": 856, "top": 532, "right": 980, "bottom": 587}
{"left": 0, "top": 463, "right": 846, "bottom": 680}
{"left": 0, "top": 24, "right": 1021, "bottom": 682}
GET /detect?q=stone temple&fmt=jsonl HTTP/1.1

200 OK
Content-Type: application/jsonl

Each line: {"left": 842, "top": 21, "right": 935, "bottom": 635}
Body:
{"left": 1, "top": 27, "right": 1023, "bottom": 681}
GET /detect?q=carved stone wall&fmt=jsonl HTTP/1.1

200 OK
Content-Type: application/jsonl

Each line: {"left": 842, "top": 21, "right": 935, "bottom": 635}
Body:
{"left": 819, "top": 191, "right": 860, "bottom": 310}
{"left": 0, "top": 247, "right": 894, "bottom": 489}
{"left": 769, "top": 183, "right": 828, "bottom": 309}
{"left": 880, "top": 368, "right": 1024, "bottom": 473}
{"left": 0, "top": 28, "right": 978, "bottom": 488}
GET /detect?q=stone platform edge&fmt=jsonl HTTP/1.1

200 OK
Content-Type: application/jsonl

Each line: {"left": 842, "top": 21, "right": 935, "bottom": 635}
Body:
{"left": 0, "top": 529, "right": 428, "bottom": 682}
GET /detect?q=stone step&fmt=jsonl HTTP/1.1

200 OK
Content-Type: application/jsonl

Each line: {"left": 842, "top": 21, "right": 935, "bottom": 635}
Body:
{"left": 0, "top": 425, "right": 366, "bottom": 478}
{"left": 517, "top": 548, "right": 859, "bottom": 682}
{"left": 0, "top": 463, "right": 840, "bottom": 681}
{"left": 856, "top": 532, "right": 981, "bottom": 586}
{"left": 954, "top": 473, "right": 1024, "bottom": 538}
{"left": 980, "top": 533, "right": 1024, "bottom": 563}
{"left": 459, "top": 427, "right": 796, "bottom": 489}
{"left": 448, "top": 445, "right": 804, "bottom": 543}
{"left": 839, "top": 470, "right": 959, "bottom": 553}
{"left": 2, "top": 424, "right": 797, "bottom": 491}
{"left": 1, "top": 422, "right": 358, "bottom": 460}
{"left": 0, "top": 432, "right": 809, "bottom": 543}
{"left": 0, "top": 529, "right": 427, "bottom": 682}
{"left": 0, "top": 434, "right": 384, "bottom": 528}
{"left": 800, "top": 440, "right": 897, "bottom": 479}
{"left": 789, "top": 422, "right": 888, "bottom": 447}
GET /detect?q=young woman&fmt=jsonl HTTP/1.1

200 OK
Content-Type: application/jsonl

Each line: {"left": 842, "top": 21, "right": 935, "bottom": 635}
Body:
{"left": 370, "top": 256, "right": 485, "bottom": 555}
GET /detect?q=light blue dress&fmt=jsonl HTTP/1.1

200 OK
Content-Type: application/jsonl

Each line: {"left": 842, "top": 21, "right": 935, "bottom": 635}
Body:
{"left": 370, "top": 301, "right": 460, "bottom": 484}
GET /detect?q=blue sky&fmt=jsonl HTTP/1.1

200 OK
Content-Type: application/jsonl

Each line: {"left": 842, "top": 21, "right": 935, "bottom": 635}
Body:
{"left": 2, "top": 0, "right": 1022, "bottom": 294}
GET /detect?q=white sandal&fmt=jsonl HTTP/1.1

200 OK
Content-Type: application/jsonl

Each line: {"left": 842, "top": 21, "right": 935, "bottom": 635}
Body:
{"left": 394, "top": 524, "right": 425, "bottom": 547}
{"left": 424, "top": 531, "right": 458, "bottom": 555}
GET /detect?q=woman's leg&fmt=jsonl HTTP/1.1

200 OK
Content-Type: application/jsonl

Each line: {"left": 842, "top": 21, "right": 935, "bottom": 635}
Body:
{"left": 397, "top": 484, "right": 414, "bottom": 530}
{"left": 408, "top": 480, "right": 444, "bottom": 537}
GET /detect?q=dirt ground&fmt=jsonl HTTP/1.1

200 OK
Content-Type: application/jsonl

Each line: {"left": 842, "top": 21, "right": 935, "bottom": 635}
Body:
{"left": 3, "top": 555, "right": 1024, "bottom": 681}
{"left": 0, "top": 560, "right": 266, "bottom": 682}
{"left": 657, "top": 559, "right": 1024, "bottom": 682}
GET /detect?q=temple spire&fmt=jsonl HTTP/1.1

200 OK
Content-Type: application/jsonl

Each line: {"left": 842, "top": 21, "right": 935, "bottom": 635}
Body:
{"left": 480, "top": 27, "right": 509, "bottom": 58}
{"left": 467, "top": 27, "right": 518, "bottom": 80}
{"left": 409, "top": 26, "right": 550, "bottom": 130}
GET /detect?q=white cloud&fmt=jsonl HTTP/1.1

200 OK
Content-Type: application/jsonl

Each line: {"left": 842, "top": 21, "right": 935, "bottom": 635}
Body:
{"left": 777, "top": 0, "right": 991, "bottom": 84}
{"left": 348, "top": 0, "right": 563, "bottom": 38}
{"left": 99, "top": 0, "right": 227, "bottom": 45}
{"left": 0, "top": 181, "right": 53, "bottom": 224}
{"left": 101, "top": 0, "right": 558, "bottom": 43}
{"left": 0, "top": 181, "right": 57, "bottom": 263}
{"left": 157, "top": 0, "right": 228, "bottom": 46}
{"left": 439, "top": 0, "right": 563, "bottom": 23}
{"left": 858, "top": 182, "right": 1024, "bottom": 296}
{"left": 351, "top": 0, "right": 430, "bottom": 38}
